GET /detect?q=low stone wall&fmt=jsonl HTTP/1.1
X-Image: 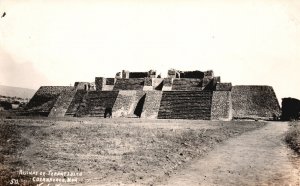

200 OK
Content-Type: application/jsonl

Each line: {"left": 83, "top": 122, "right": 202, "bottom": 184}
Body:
{"left": 211, "top": 91, "right": 232, "bottom": 120}
{"left": 231, "top": 86, "right": 280, "bottom": 120}
{"left": 158, "top": 91, "right": 213, "bottom": 120}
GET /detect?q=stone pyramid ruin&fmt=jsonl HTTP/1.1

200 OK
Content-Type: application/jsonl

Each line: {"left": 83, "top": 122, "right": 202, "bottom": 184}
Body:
{"left": 25, "top": 69, "right": 281, "bottom": 120}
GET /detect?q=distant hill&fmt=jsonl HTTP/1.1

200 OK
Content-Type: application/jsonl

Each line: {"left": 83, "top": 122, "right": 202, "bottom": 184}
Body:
{"left": 0, "top": 85, "right": 36, "bottom": 99}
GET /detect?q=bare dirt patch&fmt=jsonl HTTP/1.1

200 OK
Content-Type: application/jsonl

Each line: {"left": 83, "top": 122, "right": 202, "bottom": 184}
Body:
{"left": 163, "top": 122, "right": 300, "bottom": 186}
{"left": 0, "top": 118, "right": 265, "bottom": 185}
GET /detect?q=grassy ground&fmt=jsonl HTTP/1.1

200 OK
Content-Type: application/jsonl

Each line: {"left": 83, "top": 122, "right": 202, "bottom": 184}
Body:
{"left": 0, "top": 118, "right": 266, "bottom": 186}
{"left": 285, "top": 122, "right": 300, "bottom": 154}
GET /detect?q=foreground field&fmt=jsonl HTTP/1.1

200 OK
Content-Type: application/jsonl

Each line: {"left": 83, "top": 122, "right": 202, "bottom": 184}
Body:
{"left": 0, "top": 118, "right": 265, "bottom": 186}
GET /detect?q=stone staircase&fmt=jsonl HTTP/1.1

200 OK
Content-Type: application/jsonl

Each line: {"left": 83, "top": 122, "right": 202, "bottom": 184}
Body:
{"left": 158, "top": 91, "right": 213, "bottom": 120}
{"left": 85, "top": 91, "right": 119, "bottom": 117}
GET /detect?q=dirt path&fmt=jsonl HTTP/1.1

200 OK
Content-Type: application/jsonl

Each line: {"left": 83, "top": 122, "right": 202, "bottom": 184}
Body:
{"left": 162, "top": 122, "right": 300, "bottom": 186}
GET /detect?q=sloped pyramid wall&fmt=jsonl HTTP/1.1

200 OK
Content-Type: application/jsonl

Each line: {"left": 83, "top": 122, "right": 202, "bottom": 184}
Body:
{"left": 141, "top": 91, "right": 163, "bottom": 119}
{"left": 81, "top": 91, "right": 119, "bottom": 117}
{"left": 211, "top": 91, "right": 232, "bottom": 120}
{"left": 112, "top": 91, "right": 146, "bottom": 118}
{"left": 157, "top": 91, "right": 213, "bottom": 120}
{"left": 26, "top": 86, "right": 73, "bottom": 116}
{"left": 231, "top": 86, "right": 280, "bottom": 120}
{"left": 48, "top": 88, "right": 77, "bottom": 117}
{"left": 65, "top": 90, "right": 87, "bottom": 116}
{"left": 112, "top": 91, "right": 136, "bottom": 117}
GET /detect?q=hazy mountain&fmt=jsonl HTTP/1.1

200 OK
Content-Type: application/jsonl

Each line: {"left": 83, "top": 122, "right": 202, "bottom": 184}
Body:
{"left": 0, "top": 85, "right": 36, "bottom": 99}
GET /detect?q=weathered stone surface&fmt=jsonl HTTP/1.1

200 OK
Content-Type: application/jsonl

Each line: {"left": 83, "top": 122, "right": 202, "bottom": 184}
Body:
{"left": 144, "top": 77, "right": 152, "bottom": 86}
{"left": 26, "top": 69, "right": 281, "bottom": 121}
{"left": 112, "top": 91, "right": 136, "bottom": 117}
{"left": 95, "top": 77, "right": 105, "bottom": 91}
{"left": 158, "top": 91, "right": 213, "bottom": 120}
{"left": 112, "top": 91, "right": 146, "bottom": 118}
{"left": 79, "top": 91, "right": 119, "bottom": 117}
{"left": 231, "top": 86, "right": 280, "bottom": 120}
{"left": 172, "top": 78, "right": 202, "bottom": 91}
{"left": 216, "top": 83, "right": 232, "bottom": 91}
{"left": 152, "top": 78, "right": 164, "bottom": 90}
{"left": 141, "top": 91, "right": 163, "bottom": 119}
{"left": 26, "top": 86, "right": 73, "bottom": 116}
{"left": 106, "top": 78, "right": 115, "bottom": 85}
{"left": 65, "top": 89, "right": 87, "bottom": 116}
{"left": 48, "top": 88, "right": 77, "bottom": 117}
{"left": 211, "top": 91, "right": 232, "bottom": 120}
{"left": 113, "top": 79, "right": 144, "bottom": 90}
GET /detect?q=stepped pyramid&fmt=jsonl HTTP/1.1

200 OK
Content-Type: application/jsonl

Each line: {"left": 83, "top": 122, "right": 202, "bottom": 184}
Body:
{"left": 25, "top": 69, "right": 280, "bottom": 120}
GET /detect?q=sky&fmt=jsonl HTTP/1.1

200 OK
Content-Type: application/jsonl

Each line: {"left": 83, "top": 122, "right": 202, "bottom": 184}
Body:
{"left": 0, "top": 0, "right": 299, "bottom": 102}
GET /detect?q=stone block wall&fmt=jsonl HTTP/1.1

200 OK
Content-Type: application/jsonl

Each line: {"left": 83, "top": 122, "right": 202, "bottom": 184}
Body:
{"left": 141, "top": 91, "right": 163, "bottom": 119}
{"left": 129, "top": 72, "right": 149, "bottom": 78}
{"left": 122, "top": 70, "right": 129, "bottom": 79}
{"left": 152, "top": 78, "right": 164, "bottom": 90}
{"left": 158, "top": 91, "right": 213, "bottom": 120}
{"left": 48, "top": 88, "right": 77, "bottom": 117}
{"left": 65, "top": 89, "right": 87, "bottom": 116}
{"left": 74, "top": 82, "right": 89, "bottom": 90}
{"left": 179, "top": 70, "right": 204, "bottom": 79}
{"left": 95, "top": 77, "right": 105, "bottom": 91}
{"left": 167, "top": 69, "right": 179, "bottom": 78}
{"left": 216, "top": 83, "right": 232, "bottom": 91}
{"left": 82, "top": 91, "right": 119, "bottom": 117}
{"left": 211, "top": 91, "right": 232, "bottom": 120}
{"left": 113, "top": 78, "right": 144, "bottom": 90}
{"left": 106, "top": 78, "right": 115, "bottom": 85}
{"left": 204, "top": 70, "right": 214, "bottom": 78}
{"left": 231, "top": 86, "right": 280, "bottom": 120}
{"left": 172, "top": 78, "right": 202, "bottom": 90}
{"left": 144, "top": 78, "right": 152, "bottom": 86}
{"left": 162, "top": 78, "right": 172, "bottom": 90}
{"left": 26, "top": 86, "right": 72, "bottom": 116}
{"left": 112, "top": 90, "right": 146, "bottom": 118}
{"left": 112, "top": 91, "right": 137, "bottom": 117}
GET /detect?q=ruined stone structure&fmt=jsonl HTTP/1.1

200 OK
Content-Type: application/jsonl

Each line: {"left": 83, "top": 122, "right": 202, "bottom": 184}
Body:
{"left": 25, "top": 69, "right": 280, "bottom": 120}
